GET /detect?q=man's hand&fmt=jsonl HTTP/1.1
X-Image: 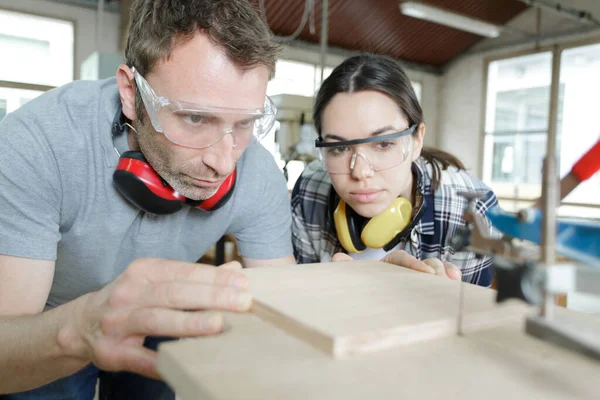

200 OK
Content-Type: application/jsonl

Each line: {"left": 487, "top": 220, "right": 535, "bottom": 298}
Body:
{"left": 57, "top": 258, "right": 251, "bottom": 380}
{"left": 332, "top": 251, "right": 462, "bottom": 280}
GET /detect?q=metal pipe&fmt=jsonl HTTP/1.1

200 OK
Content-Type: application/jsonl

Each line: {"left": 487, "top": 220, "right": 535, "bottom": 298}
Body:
{"left": 319, "top": 0, "right": 329, "bottom": 84}
{"left": 96, "top": 0, "right": 105, "bottom": 52}
{"left": 540, "top": 44, "right": 561, "bottom": 318}
{"left": 259, "top": 0, "right": 314, "bottom": 43}
{"left": 519, "top": 0, "right": 600, "bottom": 26}
{"left": 447, "top": 24, "right": 599, "bottom": 69}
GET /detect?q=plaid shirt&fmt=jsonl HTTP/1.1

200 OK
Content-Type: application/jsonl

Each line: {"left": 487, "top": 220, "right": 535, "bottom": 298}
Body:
{"left": 291, "top": 158, "right": 499, "bottom": 287}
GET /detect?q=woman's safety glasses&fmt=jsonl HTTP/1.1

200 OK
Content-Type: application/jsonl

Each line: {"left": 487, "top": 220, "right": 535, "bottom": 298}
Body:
{"left": 132, "top": 67, "right": 277, "bottom": 150}
{"left": 315, "top": 125, "right": 416, "bottom": 174}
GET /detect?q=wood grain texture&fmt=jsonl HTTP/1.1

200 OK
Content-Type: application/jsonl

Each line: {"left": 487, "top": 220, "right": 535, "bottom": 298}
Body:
{"left": 245, "top": 261, "right": 529, "bottom": 357}
{"left": 157, "top": 311, "right": 600, "bottom": 400}
{"left": 156, "top": 261, "right": 600, "bottom": 399}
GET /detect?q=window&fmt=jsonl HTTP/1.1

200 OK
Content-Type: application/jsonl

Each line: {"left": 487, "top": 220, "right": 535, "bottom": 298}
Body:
{"left": 556, "top": 43, "right": 600, "bottom": 216}
{"left": 268, "top": 59, "right": 423, "bottom": 102}
{"left": 0, "top": 9, "right": 74, "bottom": 122}
{"left": 484, "top": 47, "right": 600, "bottom": 219}
{"left": 267, "top": 59, "right": 334, "bottom": 97}
{"left": 489, "top": 84, "right": 564, "bottom": 185}
{"left": 484, "top": 52, "right": 553, "bottom": 200}
{"left": 0, "top": 87, "right": 45, "bottom": 118}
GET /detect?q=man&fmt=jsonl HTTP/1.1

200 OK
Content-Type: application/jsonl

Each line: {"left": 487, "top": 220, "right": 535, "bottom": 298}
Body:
{"left": 0, "top": 0, "right": 295, "bottom": 398}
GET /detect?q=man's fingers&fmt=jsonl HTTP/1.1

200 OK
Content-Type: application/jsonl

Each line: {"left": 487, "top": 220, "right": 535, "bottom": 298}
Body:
{"left": 118, "top": 346, "right": 161, "bottom": 381}
{"left": 140, "top": 282, "right": 253, "bottom": 312}
{"left": 125, "top": 258, "right": 248, "bottom": 289}
{"left": 381, "top": 251, "right": 436, "bottom": 274}
{"left": 444, "top": 262, "right": 462, "bottom": 281}
{"left": 332, "top": 253, "right": 353, "bottom": 262}
{"left": 219, "top": 261, "right": 243, "bottom": 270}
{"left": 119, "top": 308, "right": 225, "bottom": 337}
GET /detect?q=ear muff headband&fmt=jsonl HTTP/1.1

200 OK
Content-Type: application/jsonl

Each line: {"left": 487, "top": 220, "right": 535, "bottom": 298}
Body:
{"left": 115, "top": 152, "right": 186, "bottom": 201}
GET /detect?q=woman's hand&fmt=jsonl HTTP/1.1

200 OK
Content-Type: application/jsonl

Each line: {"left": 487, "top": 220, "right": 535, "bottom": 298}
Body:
{"left": 332, "top": 250, "right": 461, "bottom": 280}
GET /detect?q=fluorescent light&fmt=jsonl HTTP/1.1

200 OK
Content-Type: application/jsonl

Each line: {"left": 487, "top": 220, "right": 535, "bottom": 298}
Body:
{"left": 399, "top": 1, "right": 502, "bottom": 38}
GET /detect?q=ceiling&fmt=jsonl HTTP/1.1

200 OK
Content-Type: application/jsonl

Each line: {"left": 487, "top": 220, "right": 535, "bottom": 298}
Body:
{"left": 46, "top": 0, "right": 531, "bottom": 72}
{"left": 250, "top": 0, "right": 530, "bottom": 71}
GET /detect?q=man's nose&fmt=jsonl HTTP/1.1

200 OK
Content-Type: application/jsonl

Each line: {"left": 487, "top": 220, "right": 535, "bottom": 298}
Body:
{"left": 202, "top": 131, "right": 236, "bottom": 176}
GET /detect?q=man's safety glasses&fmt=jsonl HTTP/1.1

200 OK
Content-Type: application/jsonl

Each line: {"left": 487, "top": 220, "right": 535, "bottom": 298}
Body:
{"left": 132, "top": 67, "right": 277, "bottom": 150}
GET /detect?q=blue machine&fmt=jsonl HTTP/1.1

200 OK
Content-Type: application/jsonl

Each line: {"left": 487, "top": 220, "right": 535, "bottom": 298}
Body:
{"left": 486, "top": 205, "right": 600, "bottom": 268}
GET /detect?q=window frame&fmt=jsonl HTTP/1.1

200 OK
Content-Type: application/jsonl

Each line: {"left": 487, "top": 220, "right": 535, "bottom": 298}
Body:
{"left": 0, "top": 7, "right": 76, "bottom": 99}
{"left": 481, "top": 37, "right": 600, "bottom": 215}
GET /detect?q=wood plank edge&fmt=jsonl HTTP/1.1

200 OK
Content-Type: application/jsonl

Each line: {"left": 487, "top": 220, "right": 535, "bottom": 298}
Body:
{"left": 157, "top": 340, "right": 220, "bottom": 400}
{"left": 334, "top": 306, "right": 527, "bottom": 358}
{"left": 251, "top": 300, "right": 336, "bottom": 357}
{"left": 334, "top": 318, "right": 458, "bottom": 357}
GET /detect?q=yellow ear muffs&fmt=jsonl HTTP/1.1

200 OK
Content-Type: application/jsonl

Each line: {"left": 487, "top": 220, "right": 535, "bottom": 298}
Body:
{"left": 333, "top": 200, "right": 364, "bottom": 253}
{"left": 361, "top": 197, "right": 413, "bottom": 248}
{"left": 334, "top": 197, "right": 413, "bottom": 253}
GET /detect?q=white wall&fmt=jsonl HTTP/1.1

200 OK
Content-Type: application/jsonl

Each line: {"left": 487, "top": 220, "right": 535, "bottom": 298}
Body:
{"left": 407, "top": 69, "right": 440, "bottom": 148}
{"left": 0, "top": 0, "right": 121, "bottom": 80}
{"left": 438, "top": 1, "right": 600, "bottom": 178}
{"left": 438, "top": 55, "right": 486, "bottom": 175}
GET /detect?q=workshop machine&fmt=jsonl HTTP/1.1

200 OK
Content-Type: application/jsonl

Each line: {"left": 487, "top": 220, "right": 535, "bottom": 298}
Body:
{"left": 452, "top": 140, "right": 600, "bottom": 361}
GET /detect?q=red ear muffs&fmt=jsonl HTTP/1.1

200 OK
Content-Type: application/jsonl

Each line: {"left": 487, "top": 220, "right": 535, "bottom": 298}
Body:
{"left": 113, "top": 151, "right": 235, "bottom": 215}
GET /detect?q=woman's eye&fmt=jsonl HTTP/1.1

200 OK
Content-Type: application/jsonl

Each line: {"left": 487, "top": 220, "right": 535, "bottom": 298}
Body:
{"left": 376, "top": 141, "right": 395, "bottom": 150}
{"left": 328, "top": 146, "right": 349, "bottom": 155}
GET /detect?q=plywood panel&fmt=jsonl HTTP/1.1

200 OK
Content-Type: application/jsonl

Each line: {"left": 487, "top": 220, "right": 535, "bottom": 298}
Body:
{"left": 157, "top": 311, "right": 600, "bottom": 400}
{"left": 245, "top": 261, "right": 528, "bottom": 357}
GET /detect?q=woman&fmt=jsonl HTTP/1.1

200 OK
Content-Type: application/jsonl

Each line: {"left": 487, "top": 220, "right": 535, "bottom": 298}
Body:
{"left": 291, "top": 54, "right": 498, "bottom": 287}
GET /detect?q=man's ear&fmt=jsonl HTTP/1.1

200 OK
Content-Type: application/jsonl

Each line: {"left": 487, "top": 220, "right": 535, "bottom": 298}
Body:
{"left": 411, "top": 123, "right": 425, "bottom": 162}
{"left": 116, "top": 64, "right": 137, "bottom": 122}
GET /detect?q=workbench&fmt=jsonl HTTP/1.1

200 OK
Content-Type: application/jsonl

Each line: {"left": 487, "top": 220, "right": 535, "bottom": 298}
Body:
{"left": 157, "top": 261, "right": 600, "bottom": 400}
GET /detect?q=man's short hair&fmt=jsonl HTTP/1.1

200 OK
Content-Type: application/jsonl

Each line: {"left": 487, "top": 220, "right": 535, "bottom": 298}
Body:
{"left": 124, "top": 0, "right": 282, "bottom": 121}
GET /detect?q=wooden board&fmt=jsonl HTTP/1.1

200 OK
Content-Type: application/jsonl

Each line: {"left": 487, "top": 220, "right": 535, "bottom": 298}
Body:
{"left": 157, "top": 311, "right": 600, "bottom": 400}
{"left": 244, "top": 261, "right": 529, "bottom": 357}
{"left": 157, "top": 261, "right": 600, "bottom": 399}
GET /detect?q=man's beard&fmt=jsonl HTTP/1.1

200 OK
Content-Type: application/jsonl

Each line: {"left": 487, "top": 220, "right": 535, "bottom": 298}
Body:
{"left": 135, "top": 123, "right": 222, "bottom": 201}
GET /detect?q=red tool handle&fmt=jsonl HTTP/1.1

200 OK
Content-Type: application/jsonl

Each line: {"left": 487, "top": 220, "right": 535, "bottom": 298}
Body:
{"left": 571, "top": 139, "right": 600, "bottom": 182}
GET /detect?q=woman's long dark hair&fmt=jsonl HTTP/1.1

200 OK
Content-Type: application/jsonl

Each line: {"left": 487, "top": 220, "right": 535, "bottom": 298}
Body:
{"left": 313, "top": 54, "right": 464, "bottom": 190}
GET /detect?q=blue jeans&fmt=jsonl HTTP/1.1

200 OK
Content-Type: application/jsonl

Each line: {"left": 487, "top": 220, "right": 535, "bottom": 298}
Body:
{"left": 2, "top": 337, "right": 175, "bottom": 400}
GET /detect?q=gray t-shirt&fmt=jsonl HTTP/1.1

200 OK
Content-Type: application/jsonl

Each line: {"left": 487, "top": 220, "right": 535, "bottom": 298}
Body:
{"left": 0, "top": 78, "right": 292, "bottom": 308}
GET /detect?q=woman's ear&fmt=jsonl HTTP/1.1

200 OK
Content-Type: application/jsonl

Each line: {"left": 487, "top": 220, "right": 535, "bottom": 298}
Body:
{"left": 411, "top": 123, "right": 425, "bottom": 162}
{"left": 116, "top": 64, "right": 137, "bottom": 122}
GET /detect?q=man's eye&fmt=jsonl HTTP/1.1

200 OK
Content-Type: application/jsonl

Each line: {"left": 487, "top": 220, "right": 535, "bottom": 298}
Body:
{"left": 236, "top": 118, "right": 256, "bottom": 129}
{"left": 183, "top": 114, "right": 206, "bottom": 125}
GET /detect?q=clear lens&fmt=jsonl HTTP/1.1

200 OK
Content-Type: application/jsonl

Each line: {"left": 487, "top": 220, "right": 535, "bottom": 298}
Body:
{"left": 133, "top": 67, "right": 277, "bottom": 149}
{"left": 157, "top": 106, "right": 273, "bottom": 149}
{"left": 319, "top": 134, "right": 413, "bottom": 174}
